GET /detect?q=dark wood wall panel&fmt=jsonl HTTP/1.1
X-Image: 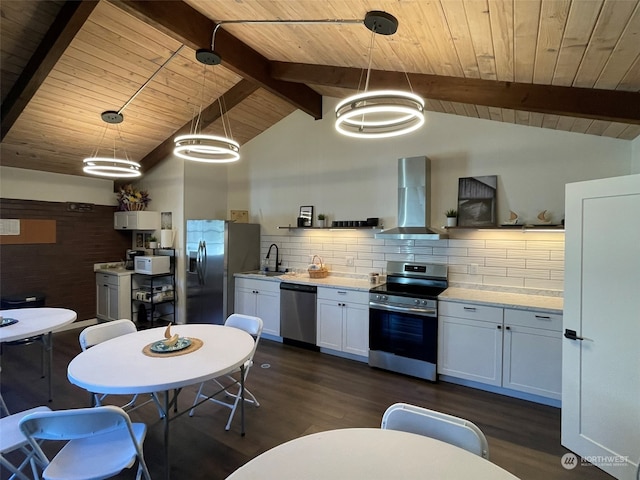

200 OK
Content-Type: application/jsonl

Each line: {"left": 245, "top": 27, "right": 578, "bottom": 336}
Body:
{"left": 0, "top": 199, "right": 132, "bottom": 321}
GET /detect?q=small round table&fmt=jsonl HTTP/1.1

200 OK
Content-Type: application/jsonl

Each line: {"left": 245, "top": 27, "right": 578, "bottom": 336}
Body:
{"left": 226, "top": 428, "right": 520, "bottom": 479}
{"left": 0, "top": 307, "right": 77, "bottom": 402}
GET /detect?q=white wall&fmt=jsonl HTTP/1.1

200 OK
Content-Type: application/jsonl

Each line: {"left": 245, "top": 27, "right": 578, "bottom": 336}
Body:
{"left": 632, "top": 136, "right": 640, "bottom": 174}
{"left": 0, "top": 166, "right": 116, "bottom": 205}
{"left": 232, "top": 97, "right": 633, "bottom": 235}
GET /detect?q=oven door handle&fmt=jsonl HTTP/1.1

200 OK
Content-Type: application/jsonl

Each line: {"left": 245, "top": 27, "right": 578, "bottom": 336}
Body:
{"left": 369, "top": 302, "right": 437, "bottom": 317}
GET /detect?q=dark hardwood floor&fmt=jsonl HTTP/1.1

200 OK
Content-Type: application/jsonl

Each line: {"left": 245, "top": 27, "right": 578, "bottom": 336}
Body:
{"left": 1, "top": 327, "right": 610, "bottom": 480}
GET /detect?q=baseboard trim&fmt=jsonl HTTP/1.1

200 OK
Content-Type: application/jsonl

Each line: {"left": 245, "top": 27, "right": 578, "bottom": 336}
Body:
{"left": 439, "top": 374, "right": 562, "bottom": 408}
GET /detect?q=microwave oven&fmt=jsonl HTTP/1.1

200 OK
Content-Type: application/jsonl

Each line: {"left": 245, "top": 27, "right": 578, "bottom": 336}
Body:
{"left": 134, "top": 256, "right": 170, "bottom": 275}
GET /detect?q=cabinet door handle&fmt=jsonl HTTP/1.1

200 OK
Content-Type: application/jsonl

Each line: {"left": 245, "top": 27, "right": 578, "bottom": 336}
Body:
{"left": 564, "top": 329, "right": 584, "bottom": 341}
{"left": 497, "top": 325, "right": 502, "bottom": 329}
{"left": 535, "top": 315, "right": 551, "bottom": 320}
{"left": 505, "top": 326, "right": 511, "bottom": 330}
{"left": 463, "top": 306, "right": 476, "bottom": 311}
{"left": 337, "top": 291, "right": 347, "bottom": 295}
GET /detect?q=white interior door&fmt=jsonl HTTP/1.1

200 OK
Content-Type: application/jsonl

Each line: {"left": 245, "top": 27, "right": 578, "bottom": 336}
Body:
{"left": 563, "top": 174, "right": 640, "bottom": 479}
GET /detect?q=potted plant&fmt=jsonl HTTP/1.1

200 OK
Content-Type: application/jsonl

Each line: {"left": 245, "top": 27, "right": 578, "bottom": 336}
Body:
{"left": 148, "top": 235, "right": 159, "bottom": 249}
{"left": 317, "top": 213, "right": 326, "bottom": 228}
{"left": 445, "top": 209, "right": 458, "bottom": 227}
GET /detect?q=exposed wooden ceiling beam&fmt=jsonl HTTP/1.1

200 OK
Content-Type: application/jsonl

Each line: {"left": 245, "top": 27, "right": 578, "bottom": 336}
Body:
{"left": 1, "top": 1, "right": 99, "bottom": 140}
{"left": 109, "top": 0, "right": 322, "bottom": 120}
{"left": 138, "top": 79, "right": 259, "bottom": 172}
{"left": 271, "top": 62, "right": 640, "bottom": 125}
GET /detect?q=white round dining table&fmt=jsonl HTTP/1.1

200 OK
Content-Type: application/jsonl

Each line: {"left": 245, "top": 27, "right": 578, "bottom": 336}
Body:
{"left": 1, "top": 307, "right": 77, "bottom": 401}
{"left": 67, "top": 323, "right": 255, "bottom": 480}
{"left": 0, "top": 307, "right": 77, "bottom": 343}
{"left": 226, "top": 428, "right": 520, "bottom": 479}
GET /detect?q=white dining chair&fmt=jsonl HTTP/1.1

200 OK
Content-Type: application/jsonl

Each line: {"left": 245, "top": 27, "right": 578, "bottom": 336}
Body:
{"left": 189, "top": 314, "right": 264, "bottom": 430}
{"left": 79, "top": 319, "right": 161, "bottom": 414}
{"left": 381, "top": 402, "right": 490, "bottom": 459}
{"left": 19, "top": 405, "right": 151, "bottom": 480}
{"left": 0, "top": 391, "right": 51, "bottom": 480}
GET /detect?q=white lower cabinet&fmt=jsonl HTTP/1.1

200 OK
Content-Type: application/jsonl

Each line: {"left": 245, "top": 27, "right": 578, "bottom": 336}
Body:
{"left": 502, "top": 309, "right": 562, "bottom": 399}
{"left": 438, "top": 301, "right": 562, "bottom": 401}
{"left": 438, "top": 302, "right": 503, "bottom": 385}
{"left": 95, "top": 272, "right": 131, "bottom": 322}
{"left": 234, "top": 278, "right": 280, "bottom": 336}
{"left": 317, "top": 287, "right": 369, "bottom": 358}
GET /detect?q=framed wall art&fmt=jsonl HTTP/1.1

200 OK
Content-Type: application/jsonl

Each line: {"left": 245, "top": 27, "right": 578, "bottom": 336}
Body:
{"left": 299, "top": 206, "right": 314, "bottom": 227}
{"left": 457, "top": 175, "right": 498, "bottom": 227}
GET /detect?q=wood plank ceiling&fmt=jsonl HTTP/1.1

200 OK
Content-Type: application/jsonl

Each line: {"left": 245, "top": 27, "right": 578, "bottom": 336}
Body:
{"left": 1, "top": 0, "right": 639, "bottom": 178}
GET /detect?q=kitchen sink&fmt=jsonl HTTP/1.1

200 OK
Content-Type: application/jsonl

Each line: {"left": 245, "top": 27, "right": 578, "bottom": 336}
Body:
{"left": 263, "top": 271, "right": 286, "bottom": 276}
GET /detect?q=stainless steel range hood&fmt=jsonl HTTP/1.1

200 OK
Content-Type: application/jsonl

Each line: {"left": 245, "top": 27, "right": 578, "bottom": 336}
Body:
{"left": 375, "top": 156, "right": 448, "bottom": 240}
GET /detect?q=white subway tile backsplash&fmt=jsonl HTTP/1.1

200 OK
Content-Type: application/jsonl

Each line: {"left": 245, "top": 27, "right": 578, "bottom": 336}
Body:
{"left": 448, "top": 239, "right": 486, "bottom": 248}
{"left": 508, "top": 268, "right": 550, "bottom": 279}
{"left": 449, "top": 273, "right": 484, "bottom": 284}
{"left": 414, "top": 255, "right": 449, "bottom": 264}
{"left": 478, "top": 266, "right": 507, "bottom": 276}
{"left": 447, "top": 256, "right": 486, "bottom": 265}
{"left": 433, "top": 247, "right": 469, "bottom": 256}
{"left": 262, "top": 228, "right": 565, "bottom": 293}
{"left": 384, "top": 253, "right": 415, "bottom": 262}
{"left": 526, "top": 259, "right": 564, "bottom": 271}
{"left": 484, "top": 275, "right": 525, "bottom": 288}
{"left": 507, "top": 249, "right": 550, "bottom": 260}
{"left": 485, "top": 240, "right": 526, "bottom": 249}
{"left": 526, "top": 240, "right": 564, "bottom": 251}
{"left": 526, "top": 278, "right": 564, "bottom": 290}
{"left": 467, "top": 248, "right": 507, "bottom": 258}
{"left": 486, "top": 257, "right": 526, "bottom": 268}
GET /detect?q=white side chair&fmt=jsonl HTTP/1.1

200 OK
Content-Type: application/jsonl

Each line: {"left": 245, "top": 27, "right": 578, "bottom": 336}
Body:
{"left": 189, "top": 314, "right": 264, "bottom": 430}
{"left": 19, "top": 405, "right": 151, "bottom": 480}
{"left": 79, "top": 319, "right": 160, "bottom": 413}
{"left": 0, "top": 391, "right": 51, "bottom": 480}
{"left": 381, "top": 402, "right": 490, "bottom": 459}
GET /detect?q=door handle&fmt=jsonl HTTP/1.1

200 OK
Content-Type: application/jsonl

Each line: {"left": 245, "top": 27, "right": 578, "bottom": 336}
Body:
{"left": 564, "top": 329, "right": 584, "bottom": 341}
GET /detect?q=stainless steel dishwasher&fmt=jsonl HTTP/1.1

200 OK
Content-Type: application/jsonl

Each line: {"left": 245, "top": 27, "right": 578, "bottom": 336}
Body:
{"left": 280, "top": 282, "right": 317, "bottom": 346}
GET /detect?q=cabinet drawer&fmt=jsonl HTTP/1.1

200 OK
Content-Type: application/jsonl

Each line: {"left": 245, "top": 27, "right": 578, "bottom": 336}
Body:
{"left": 504, "top": 309, "right": 562, "bottom": 332}
{"left": 96, "top": 273, "right": 119, "bottom": 286}
{"left": 317, "top": 287, "right": 369, "bottom": 305}
{"left": 235, "top": 277, "right": 280, "bottom": 293}
{"left": 439, "top": 301, "right": 503, "bottom": 322}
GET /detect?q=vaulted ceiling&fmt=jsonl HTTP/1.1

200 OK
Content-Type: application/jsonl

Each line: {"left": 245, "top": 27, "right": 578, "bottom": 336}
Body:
{"left": 2, "top": 0, "right": 639, "bottom": 178}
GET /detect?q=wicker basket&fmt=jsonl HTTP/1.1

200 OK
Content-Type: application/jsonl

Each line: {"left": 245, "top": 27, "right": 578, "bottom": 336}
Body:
{"left": 308, "top": 255, "right": 329, "bottom": 278}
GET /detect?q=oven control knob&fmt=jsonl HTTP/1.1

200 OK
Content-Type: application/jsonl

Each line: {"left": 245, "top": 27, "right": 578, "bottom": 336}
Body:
{"left": 414, "top": 299, "right": 420, "bottom": 305}
{"left": 421, "top": 300, "right": 428, "bottom": 306}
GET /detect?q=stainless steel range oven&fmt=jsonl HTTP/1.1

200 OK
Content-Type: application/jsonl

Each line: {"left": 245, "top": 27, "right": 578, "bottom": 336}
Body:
{"left": 369, "top": 261, "right": 448, "bottom": 381}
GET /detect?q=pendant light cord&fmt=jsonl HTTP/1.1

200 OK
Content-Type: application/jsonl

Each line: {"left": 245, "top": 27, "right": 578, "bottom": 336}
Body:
{"left": 117, "top": 45, "right": 184, "bottom": 115}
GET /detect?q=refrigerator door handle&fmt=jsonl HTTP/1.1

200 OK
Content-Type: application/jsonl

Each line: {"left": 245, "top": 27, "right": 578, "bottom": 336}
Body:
{"left": 197, "top": 241, "right": 204, "bottom": 285}
{"left": 201, "top": 241, "right": 207, "bottom": 285}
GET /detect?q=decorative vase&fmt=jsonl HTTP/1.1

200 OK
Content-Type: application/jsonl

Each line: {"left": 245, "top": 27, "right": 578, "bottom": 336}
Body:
{"left": 446, "top": 217, "right": 457, "bottom": 227}
{"left": 318, "top": 220, "right": 325, "bottom": 228}
{"left": 149, "top": 241, "right": 158, "bottom": 249}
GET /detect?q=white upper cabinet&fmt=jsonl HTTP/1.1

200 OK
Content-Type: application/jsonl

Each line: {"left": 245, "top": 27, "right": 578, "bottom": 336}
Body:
{"left": 114, "top": 211, "right": 160, "bottom": 230}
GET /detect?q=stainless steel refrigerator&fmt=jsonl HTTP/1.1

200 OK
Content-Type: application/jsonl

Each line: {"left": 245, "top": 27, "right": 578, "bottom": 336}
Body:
{"left": 186, "top": 220, "right": 260, "bottom": 324}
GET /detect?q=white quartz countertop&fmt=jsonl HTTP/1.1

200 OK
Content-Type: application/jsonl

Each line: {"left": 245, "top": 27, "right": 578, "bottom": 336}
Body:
{"left": 235, "top": 271, "right": 374, "bottom": 292}
{"left": 439, "top": 287, "right": 563, "bottom": 314}
{"left": 94, "top": 263, "right": 134, "bottom": 276}
{"left": 236, "top": 272, "right": 564, "bottom": 311}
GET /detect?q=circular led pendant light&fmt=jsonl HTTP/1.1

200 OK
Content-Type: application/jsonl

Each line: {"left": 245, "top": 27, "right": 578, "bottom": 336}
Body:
{"left": 83, "top": 111, "right": 141, "bottom": 178}
{"left": 335, "top": 11, "right": 425, "bottom": 139}
{"left": 173, "top": 134, "right": 239, "bottom": 163}
{"left": 173, "top": 49, "right": 240, "bottom": 163}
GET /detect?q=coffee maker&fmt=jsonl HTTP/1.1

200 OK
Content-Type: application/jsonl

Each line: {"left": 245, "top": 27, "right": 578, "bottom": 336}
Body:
{"left": 125, "top": 249, "right": 145, "bottom": 270}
